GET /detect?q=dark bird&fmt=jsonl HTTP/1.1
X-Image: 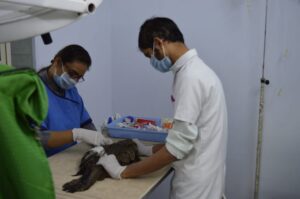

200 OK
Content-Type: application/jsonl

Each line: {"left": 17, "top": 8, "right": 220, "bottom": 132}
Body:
{"left": 63, "top": 139, "right": 140, "bottom": 193}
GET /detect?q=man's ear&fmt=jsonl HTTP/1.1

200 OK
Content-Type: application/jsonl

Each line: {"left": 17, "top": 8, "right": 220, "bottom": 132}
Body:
{"left": 153, "top": 37, "right": 164, "bottom": 48}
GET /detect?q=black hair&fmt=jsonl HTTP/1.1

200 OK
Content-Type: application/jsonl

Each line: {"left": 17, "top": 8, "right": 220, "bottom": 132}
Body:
{"left": 54, "top": 44, "right": 92, "bottom": 68}
{"left": 138, "top": 17, "right": 185, "bottom": 50}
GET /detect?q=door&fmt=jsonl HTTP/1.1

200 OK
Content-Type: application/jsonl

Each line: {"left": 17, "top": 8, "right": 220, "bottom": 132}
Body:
{"left": 259, "top": 1, "right": 300, "bottom": 198}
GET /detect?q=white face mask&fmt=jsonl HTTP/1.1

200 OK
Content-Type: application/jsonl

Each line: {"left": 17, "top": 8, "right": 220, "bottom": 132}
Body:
{"left": 53, "top": 64, "right": 77, "bottom": 90}
{"left": 150, "top": 43, "right": 172, "bottom": 73}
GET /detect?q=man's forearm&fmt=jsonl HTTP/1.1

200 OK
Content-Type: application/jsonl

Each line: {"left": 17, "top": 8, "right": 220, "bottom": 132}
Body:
{"left": 121, "top": 146, "right": 177, "bottom": 178}
{"left": 153, "top": 144, "right": 164, "bottom": 153}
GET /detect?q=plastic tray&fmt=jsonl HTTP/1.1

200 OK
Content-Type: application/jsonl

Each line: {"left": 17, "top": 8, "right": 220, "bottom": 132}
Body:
{"left": 107, "top": 116, "right": 167, "bottom": 142}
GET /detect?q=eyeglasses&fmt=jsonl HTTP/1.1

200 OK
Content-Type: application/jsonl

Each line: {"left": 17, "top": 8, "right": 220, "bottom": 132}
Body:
{"left": 63, "top": 64, "right": 85, "bottom": 82}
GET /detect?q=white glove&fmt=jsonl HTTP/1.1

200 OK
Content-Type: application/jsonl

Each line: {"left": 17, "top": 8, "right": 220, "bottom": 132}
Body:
{"left": 72, "top": 128, "right": 113, "bottom": 146}
{"left": 133, "top": 139, "right": 153, "bottom": 156}
{"left": 90, "top": 146, "right": 105, "bottom": 155}
{"left": 97, "top": 154, "right": 126, "bottom": 179}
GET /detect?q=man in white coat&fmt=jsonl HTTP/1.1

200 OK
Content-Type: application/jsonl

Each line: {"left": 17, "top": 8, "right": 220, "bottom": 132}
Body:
{"left": 98, "top": 17, "right": 228, "bottom": 199}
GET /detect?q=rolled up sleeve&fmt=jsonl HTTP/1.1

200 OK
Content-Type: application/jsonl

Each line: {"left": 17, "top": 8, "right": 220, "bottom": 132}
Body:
{"left": 165, "top": 119, "right": 198, "bottom": 160}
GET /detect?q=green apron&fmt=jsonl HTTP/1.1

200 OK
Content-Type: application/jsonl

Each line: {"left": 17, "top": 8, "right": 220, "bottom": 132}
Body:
{"left": 0, "top": 65, "right": 54, "bottom": 199}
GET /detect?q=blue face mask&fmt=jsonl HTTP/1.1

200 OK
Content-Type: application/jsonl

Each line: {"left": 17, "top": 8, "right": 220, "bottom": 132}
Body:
{"left": 53, "top": 65, "right": 77, "bottom": 90}
{"left": 150, "top": 43, "right": 173, "bottom": 73}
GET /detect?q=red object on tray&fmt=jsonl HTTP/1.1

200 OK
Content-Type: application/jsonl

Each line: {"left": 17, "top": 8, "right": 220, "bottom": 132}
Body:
{"left": 136, "top": 118, "right": 156, "bottom": 126}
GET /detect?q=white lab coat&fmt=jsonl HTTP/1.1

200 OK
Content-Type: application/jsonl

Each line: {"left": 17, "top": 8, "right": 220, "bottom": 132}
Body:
{"left": 165, "top": 49, "right": 228, "bottom": 199}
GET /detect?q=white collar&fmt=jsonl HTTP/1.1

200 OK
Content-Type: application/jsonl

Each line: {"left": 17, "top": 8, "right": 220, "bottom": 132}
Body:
{"left": 170, "top": 49, "right": 198, "bottom": 74}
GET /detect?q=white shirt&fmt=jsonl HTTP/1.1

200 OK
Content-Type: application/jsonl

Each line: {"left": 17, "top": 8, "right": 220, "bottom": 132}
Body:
{"left": 165, "top": 49, "right": 228, "bottom": 199}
